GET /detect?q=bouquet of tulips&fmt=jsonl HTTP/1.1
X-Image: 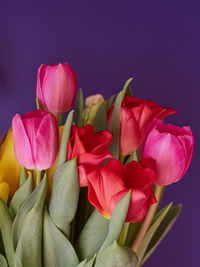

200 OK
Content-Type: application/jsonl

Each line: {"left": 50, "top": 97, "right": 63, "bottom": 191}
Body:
{"left": 0, "top": 62, "right": 194, "bottom": 267}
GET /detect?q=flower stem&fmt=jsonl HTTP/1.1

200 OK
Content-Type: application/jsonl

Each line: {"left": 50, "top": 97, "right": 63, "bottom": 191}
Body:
{"left": 131, "top": 186, "right": 164, "bottom": 253}
{"left": 35, "top": 170, "right": 42, "bottom": 187}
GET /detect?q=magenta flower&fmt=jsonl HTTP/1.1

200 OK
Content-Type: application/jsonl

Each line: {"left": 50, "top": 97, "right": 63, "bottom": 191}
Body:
{"left": 36, "top": 62, "right": 77, "bottom": 115}
{"left": 141, "top": 120, "right": 194, "bottom": 186}
{"left": 12, "top": 109, "right": 59, "bottom": 170}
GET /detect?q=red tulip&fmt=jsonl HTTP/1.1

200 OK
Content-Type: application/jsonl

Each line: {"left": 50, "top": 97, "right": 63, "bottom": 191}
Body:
{"left": 67, "top": 124, "right": 112, "bottom": 187}
{"left": 108, "top": 95, "right": 177, "bottom": 155}
{"left": 12, "top": 109, "right": 59, "bottom": 170}
{"left": 87, "top": 158, "right": 156, "bottom": 222}
{"left": 36, "top": 62, "right": 77, "bottom": 115}
{"left": 141, "top": 120, "right": 194, "bottom": 186}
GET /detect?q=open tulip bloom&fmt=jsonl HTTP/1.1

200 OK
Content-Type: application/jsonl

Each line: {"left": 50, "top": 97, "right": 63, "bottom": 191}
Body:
{"left": 0, "top": 63, "right": 194, "bottom": 267}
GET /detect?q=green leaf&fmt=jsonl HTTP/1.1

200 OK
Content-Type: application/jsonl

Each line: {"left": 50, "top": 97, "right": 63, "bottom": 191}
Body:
{"left": 49, "top": 158, "right": 79, "bottom": 239}
{"left": 15, "top": 175, "right": 48, "bottom": 267}
{"left": 36, "top": 98, "right": 43, "bottom": 109}
{"left": 9, "top": 173, "right": 33, "bottom": 219}
{"left": 43, "top": 208, "right": 79, "bottom": 267}
{"left": 142, "top": 204, "right": 182, "bottom": 265}
{"left": 77, "top": 254, "right": 97, "bottom": 267}
{"left": 107, "top": 94, "right": 115, "bottom": 109}
{"left": 95, "top": 241, "right": 138, "bottom": 267}
{"left": 19, "top": 167, "right": 27, "bottom": 187}
{"left": 76, "top": 209, "right": 109, "bottom": 261}
{"left": 76, "top": 88, "right": 84, "bottom": 127}
{"left": 0, "top": 254, "right": 8, "bottom": 267}
{"left": 0, "top": 199, "right": 15, "bottom": 267}
{"left": 57, "top": 110, "right": 74, "bottom": 167}
{"left": 93, "top": 101, "right": 108, "bottom": 132}
{"left": 12, "top": 175, "right": 47, "bottom": 249}
{"left": 108, "top": 78, "right": 133, "bottom": 159}
{"left": 124, "top": 222, "right": 143, "bottom": 247}
{"left": 100, "top": 191, "right": 131, "bottom": 252}
{"left": 136, "top": 202, "right": 173, "bottom": 267}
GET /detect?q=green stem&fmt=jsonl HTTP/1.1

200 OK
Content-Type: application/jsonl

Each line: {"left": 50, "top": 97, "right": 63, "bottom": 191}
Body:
{"left": 131, "top": 186, "right": 164, "bottom": 253}
{"left": 34, "top": 170, "right": 42, "bottom": 187}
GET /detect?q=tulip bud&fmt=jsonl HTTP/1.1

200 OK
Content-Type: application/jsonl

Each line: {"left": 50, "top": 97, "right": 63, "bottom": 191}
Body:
{"left": 141, "top": 120, "right": 194, "bottom": 186}
{"left": 12, "top": 109, "right": 59, "bottom": 170}
{"left": 0, "top": 182, "right": 9, "bottom": 203}
{"left": 36, "top": 62, "right": 77, "bottom": 116}
{"left": 83, "top": 94, "right": 104, "bottom": 124}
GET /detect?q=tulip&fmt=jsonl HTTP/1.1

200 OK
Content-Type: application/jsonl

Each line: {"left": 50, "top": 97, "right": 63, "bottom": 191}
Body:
{"left": 108, "top": 95, "right": 177, "bottom": 155}
{"left": 87, "top": 158, "right": 156, "bottom": 222}
{"left": 141, "top": 120, "right": 194, "bottom": 186}
{"left": 36, "top": 62, "right": 77, "bottom": 116}
{"left": 67, "top": 124, "right": 112, "bottom": 187}
{"left": 12, "top": 109, "right": 59, "bottom": 170}
{"left": 0, "top": 128, "right": 21, "bottom": 197}
{"left": 0, "top": 182, "right": 9, "bottom": 203}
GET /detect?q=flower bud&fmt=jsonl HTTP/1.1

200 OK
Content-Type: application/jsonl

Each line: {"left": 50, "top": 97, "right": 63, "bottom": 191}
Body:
{"left": 141, "top": 120, "right": 194, "bottom": 186}
{"left": 36, "top": 62, "right": 77, "bottom": 115}
{"left": 12, "top": 109, "right": 59, "bottom": 170}
{"left": 83, "top": 94, "right": 104, "bottom": 124}
{"left": 0, "top": 182, "right": 9, "bottom": 203}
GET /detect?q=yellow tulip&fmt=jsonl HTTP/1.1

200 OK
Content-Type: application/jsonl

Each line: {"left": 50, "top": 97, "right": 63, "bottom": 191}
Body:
{"left": 0, "top": 128, "right": 21, "bottom": 197}
{"left": 0, "top": 182, "right": 9, "bottom": 203}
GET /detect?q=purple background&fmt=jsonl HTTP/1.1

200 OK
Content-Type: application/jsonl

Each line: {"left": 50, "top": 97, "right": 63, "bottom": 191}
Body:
{"left": 0, "top": 1, "right": 199, "bottom": 266}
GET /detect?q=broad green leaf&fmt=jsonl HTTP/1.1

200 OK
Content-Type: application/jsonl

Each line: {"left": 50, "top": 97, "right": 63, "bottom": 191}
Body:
{"left": 43, "top": 208, "right": 79, "bottom": 267}
{"left": 0, "top": 232, "right": 5, "bottom": 255}
{"left": 0, "top": 199, "right": 15, "bottom": 267}
{"left": 77, "top": 254, "right": 96, "bottom": 267}
{"left": 142, "top": 204, "right": 182, "bottom": 264}
{"left": 19, "top": 167, "right": 27, "bottom": 187}
{"left": 93, "top": 101, "right": 108, "bottom": 132}
{"left": 100, "top": 191, "right": 131, "bottom": 252}
{"left": 49, "top": 158, "right": 79, "bottom": 239}
{"left": 76, "top": 209, "right": 109, "bottom": 261}
{"left": 95, "top": 241, "right": 138, "bottom": 267}
{"left": 15, "top": 175, "right": 48, "bottom": 267}
{"left": 12, "top": 175, "right": 47, "bottom": 249}
{"left": 136, "top": 202, "right": 173, "bottom": 267}
{"left": 57, "top": 110, "right": 74, "bottom": 167}
{"left": 0, "top": 254, "right": 8, "bottom": 267}
{"left": 75, "top": 88, "right": 84, "bottom": 127}
{"left": 9, "top": 174, "right": 33, "bottom": 219}
{"left": 108, "top": 78, "right": 133, "bottom": 158}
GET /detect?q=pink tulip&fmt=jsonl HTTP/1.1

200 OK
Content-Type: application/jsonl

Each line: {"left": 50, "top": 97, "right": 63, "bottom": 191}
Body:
{"left": 12, "top": 109, "right": 59, "bottom": 170}
{"left": 36, "top": 62, "right": 77, "bottom": 115}
{"left": 141, "top": 120, "right": 194, "bottom": 186}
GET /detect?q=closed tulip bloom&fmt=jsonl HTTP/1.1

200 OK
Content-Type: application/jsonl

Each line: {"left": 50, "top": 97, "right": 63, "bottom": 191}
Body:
{"left": 12, "top": 109, "right": 59, "bottom": 170}
{"left": 141, "top": 120, "right": 194, "bottom": 186}
{"left": 67, "top": 124, "right": 112, "bottom": 187}
{"left": 0, "top": 129, "right": 21, "bottom": 197}
{"left": 87, "top": 158, "right": 156, "bottom": 222}
{"left": 36, "top": 62, "right": 77, "bottom": 115}
{"left": 108, "top": 95, "right": 177, "bottom": 155}
{"left": 0, "top": 182, "right": 9, "bottom": 203}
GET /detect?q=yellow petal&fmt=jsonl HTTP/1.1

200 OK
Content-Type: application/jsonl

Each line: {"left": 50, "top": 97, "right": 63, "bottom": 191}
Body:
{"left": 0, "top": 182, "right": 10, "bottom": 203}
{"left": 0, "top": 128, "right": 21, "bottom": 196}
